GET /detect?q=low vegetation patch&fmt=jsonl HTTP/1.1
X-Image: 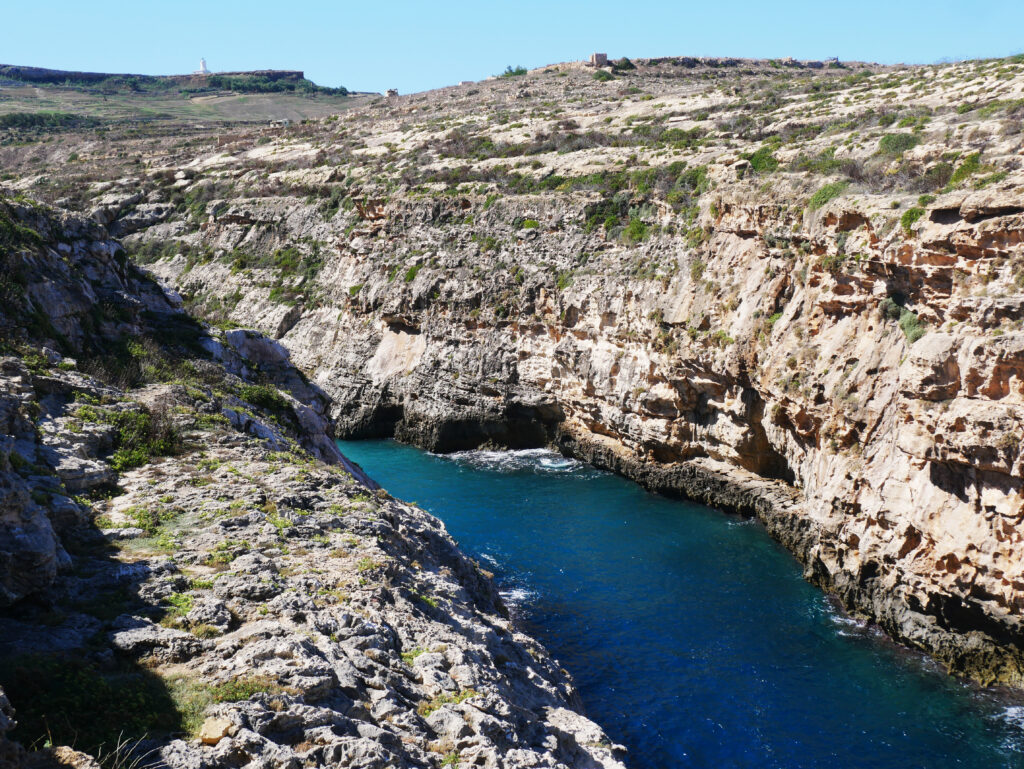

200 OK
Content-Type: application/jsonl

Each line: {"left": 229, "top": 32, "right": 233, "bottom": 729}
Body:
{"left": 947, "top": 152, "right": 982, "bottom": 188}
{"left": 808, "top": 182, "right": 849, "bottom": 210}
{"left": 900, "top": 207, "right": 926, "bottom": 234}
{"left": 878, "top": 133, "right": 921, "bottom": 157}
{"left": 417, "top": 689, "right": 478, "bottom": 718}
{"left": 882, "top": 297, "right": 927, "bottom": 343}
{"left": 743, "top": 146, "right": 779, "bottom": 174}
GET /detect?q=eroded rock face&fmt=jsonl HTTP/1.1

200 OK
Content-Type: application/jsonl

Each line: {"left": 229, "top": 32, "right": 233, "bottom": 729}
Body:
{"left": 94, "top": 442, "right": 626, "bottom": 769}
{"left": 135, "top": 142, "right": 1024, "bottom": 684}
{"left": 0, "top": 686, "right": 22, "bottom": 769}
{"left": 7, "top": 52, "right": 1024, "bottom": 695}
{"left": 0, "top": 357, "right": 67, "bottom": 606}
{"left": 0, "top": 197, "right": 623, "bottom": 769}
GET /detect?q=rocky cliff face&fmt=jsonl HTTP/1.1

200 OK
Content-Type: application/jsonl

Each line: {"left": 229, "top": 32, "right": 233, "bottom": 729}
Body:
{"left": 5, "top": 54, "right": 1024, "bottom": 692}
{"left": 155, "top": 178, "right": 1024, "bottom": 686}
{"left": 0, "top": 197, "right": 625, "bottom": 769}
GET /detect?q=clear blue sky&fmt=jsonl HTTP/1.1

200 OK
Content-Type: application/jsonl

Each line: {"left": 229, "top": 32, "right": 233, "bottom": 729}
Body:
{"left": 2, "top": 1, "right": 1022, "bottom": 94}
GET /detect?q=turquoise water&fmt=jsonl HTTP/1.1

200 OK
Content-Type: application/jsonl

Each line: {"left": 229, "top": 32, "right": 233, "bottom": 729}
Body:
{"left": 337, "top": 440, "right": 1024, "bottom": 769}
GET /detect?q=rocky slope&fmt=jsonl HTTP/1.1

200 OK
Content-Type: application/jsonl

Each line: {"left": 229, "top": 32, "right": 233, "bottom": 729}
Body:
{"left": 0, "top": 197, "right": 625, "bottom": 769}
{"left": 4, "top": 53, "right": 1024, "bottom": 691}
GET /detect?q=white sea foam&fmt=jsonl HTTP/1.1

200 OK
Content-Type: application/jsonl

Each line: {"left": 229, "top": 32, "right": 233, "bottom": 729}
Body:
{"left": 823, "top": 601, "right": 872, "bottom": 637}
{"left": 994, "top": 706, "right": 1024, "bottom": 753}
{"left": 999, "top": 706, "right": 1024, "bottom": 729}
{"left": 439, "top": 447, "right": 597, "bottom": 476}
{"left": 499, "top": 586, "right": 538, "bottom": 608}
{"left": 479, "top": 552, "right": 500, "bottom": 568}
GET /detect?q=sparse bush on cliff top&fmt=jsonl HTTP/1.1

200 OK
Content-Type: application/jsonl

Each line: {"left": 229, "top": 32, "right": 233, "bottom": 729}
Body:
{"left": 878, "top": 133, "right": 920, "bottom": 156}
{"left": 743, "top": 146, "right": 779, "bottom": 174}
{"left": 807, "top": 181, "right": 849, "bottom": 210}
{"left": 946, "top": 152, "right": 982, "bottom": 188}
{"left": 901, "top": 207, "right": 926, "bottom": 234}
{"left": 499, "top": 65, "right": 527, "bottom": 78}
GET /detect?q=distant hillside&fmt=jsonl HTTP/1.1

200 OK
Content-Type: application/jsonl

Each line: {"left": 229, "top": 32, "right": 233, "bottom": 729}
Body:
{"left": 0, "top": 64, "right": 347, "bottom": 95}
{"left": 0, "top": 64, "right": 361, "bottom": 130}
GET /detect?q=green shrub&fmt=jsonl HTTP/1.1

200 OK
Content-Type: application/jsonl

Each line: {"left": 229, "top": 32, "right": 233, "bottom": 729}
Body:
{"left": 947, "top": 152, "right": 982, "bottom": 187}
{"left": 881, "top": 297, "right": 926, "bottom": 343}
{"left": 623, "top": 218, "right": 649, "bottom": 243}
{"left": 878, "top": 133, "right": 920, "bottom": 156}
{"left": 593, "top": 70, "right": 614, "bottom": 82}
{"left": 348, "top": 283, "right": 363, "bottom": 296}
{"left": 790, "top": 146, "right": 844, "bottom": 176}
{"left": 974, "top": 170, "right": 1008, "bottom": 189}
{"left": 900, "top": 207, "right": 926, "bottom": 234}
{"left": 899, "top": 309, "right": 926, "bottom": 343}
{"left": 499, "top": 65, "right": 528, "bottom": 78}
{"left": 108, "top": 409, "right": 180, "bottom": 471}
{"left": 744, "top": 146, "right": 779, "bottom": 174}
{"left": 521, "top": 219, "right": 540, "bottom": 229}
{"left": 881, "top": 297, "right": 903, "bottom": 321}
{"left": 808, "top": 182, "right": 849, "bottom": 210}
{"left": 404, "top": 263, "right": 423, "bottom": 282}
{"left": 111, "top": 447, "right": 151, "bottom": 472}
{"left": 237, "top": 383, "right": 290, "bottom": 413}
{"left": 0, "top": 112, "right": 100, "bottom": 130}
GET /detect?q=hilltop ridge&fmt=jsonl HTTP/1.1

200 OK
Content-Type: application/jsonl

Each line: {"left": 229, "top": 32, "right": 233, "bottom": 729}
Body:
{"left": 0, "top": 64, "right": 332, "bottom": 92}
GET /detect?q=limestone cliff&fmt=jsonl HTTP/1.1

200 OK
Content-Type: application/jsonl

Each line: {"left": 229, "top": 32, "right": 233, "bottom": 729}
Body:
{"left": 0, "top": 197, "right": 625, "bottom": 768}
{"left": 5, "top": 54, "right": 1024, "bottom": 689}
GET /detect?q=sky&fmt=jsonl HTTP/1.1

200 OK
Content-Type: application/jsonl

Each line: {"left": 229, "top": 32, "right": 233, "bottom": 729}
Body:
{"left": 2, "top": 1, "right": 1024, "bottom": 94}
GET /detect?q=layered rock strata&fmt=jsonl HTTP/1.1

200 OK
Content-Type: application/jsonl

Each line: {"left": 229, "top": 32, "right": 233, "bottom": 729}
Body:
{"left": 6, "top": 54, "right": 1024, "bottom": 686}
{"left": 0, "top": 198, "right": 624, "bottom": 769}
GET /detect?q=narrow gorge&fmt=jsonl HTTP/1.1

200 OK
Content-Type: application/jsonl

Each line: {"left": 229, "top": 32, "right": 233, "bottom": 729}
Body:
{"left": 3, "top": 51, "right": 1024, "bottom": 768}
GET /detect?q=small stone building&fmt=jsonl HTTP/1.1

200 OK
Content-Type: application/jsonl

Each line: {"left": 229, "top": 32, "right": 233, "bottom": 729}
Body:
{"left": 589, "top": 53, "right": 608, "bottom": 68}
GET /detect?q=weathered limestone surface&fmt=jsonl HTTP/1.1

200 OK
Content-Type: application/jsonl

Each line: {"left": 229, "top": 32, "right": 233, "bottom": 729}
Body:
{"left": 124, "top": 60, "right": 1024, "bottom": 686}
{"left": 6, "top": 53, "right": 1024, "bottom": 697}
{"left": 141, "top": 182, "right": 1024, "bottom": 685}
{"left": 0, "top": 200, "right": 624, "bottom": 769}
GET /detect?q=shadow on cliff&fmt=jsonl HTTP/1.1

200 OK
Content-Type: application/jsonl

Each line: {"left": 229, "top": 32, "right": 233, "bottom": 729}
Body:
{"left": 0, "top": 521, "right": 189, "bottom": 762}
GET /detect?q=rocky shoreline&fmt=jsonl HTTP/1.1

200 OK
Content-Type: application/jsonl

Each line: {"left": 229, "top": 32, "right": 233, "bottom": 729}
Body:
{"left": 0, "top": 198, "right": 626, "bottom": 769}
{"left": 2, "top": 50, "right": 1024, "bottom": 741}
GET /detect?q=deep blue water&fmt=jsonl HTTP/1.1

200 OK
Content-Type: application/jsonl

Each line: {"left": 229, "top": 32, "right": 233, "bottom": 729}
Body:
{"left": 337, "top": 440, "right": 1024, "bottom": 769}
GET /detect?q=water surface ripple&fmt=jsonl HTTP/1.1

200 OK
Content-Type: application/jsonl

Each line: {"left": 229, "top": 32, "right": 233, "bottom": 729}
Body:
{"left": 338, "top": 440, "right": 1024, "bottom": 769}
